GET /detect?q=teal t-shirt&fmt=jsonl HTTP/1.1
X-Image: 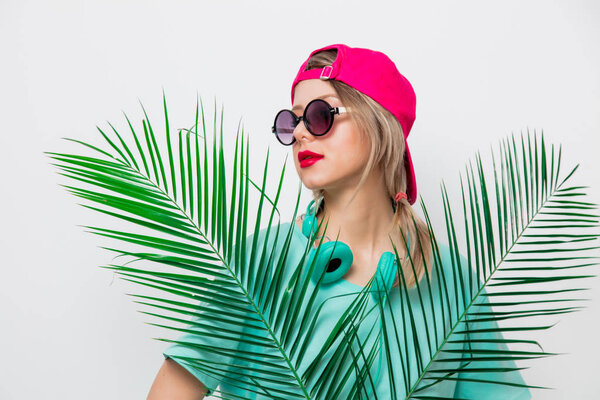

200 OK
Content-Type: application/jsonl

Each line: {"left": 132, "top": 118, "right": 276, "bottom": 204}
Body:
{"left": 163, "top": 221, "right": 531, "bottom": 399}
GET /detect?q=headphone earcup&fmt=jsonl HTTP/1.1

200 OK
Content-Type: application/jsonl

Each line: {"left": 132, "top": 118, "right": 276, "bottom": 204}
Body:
{"left": 309, "top": 240, "right": 353, "bottom": 284}
{"left": 302, "top": 210, "right": 318, "bottom": 238}
{"left": 371, "top": 251, "right": 397, "bottom": 304}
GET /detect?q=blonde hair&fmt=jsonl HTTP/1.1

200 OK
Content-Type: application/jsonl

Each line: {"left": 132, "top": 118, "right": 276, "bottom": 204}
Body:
{"left": 305, "top": 50, "right": 434, "bottom": 287}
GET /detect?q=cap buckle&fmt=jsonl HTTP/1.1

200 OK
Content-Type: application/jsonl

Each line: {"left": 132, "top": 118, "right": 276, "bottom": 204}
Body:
{"left": 319, "top": 66, "right": 333, "bottom": 80}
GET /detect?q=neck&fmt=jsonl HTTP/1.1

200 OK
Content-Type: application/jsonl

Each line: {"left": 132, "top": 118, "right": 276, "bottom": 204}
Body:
{"left": 315, "top": 172, "right": 400, "bottom": 257}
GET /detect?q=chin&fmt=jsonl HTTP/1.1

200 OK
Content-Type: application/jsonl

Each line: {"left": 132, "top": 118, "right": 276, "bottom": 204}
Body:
{"left": 295, "top": 165, "right": 332, "bottom": 191}
{"left": 300, "top": 180, "right": 321, "bottom": 191}
{"left": 298, "top": 175, "right": 325, "bottom": 191}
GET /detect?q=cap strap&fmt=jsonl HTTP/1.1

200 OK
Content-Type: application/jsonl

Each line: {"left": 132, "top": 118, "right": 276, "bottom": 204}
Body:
{"left": 319, "top": 66, "right": 333, "bottom": 80}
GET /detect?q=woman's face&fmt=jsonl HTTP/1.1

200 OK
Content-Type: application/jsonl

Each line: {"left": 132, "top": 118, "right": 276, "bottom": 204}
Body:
{"left": 291, "top": 79, "right": 371, "bottom": 192}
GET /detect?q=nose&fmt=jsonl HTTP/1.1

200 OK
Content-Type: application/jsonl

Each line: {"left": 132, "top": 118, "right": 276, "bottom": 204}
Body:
{"left": 292, "top": 118, "right": 313, "bottom": 144}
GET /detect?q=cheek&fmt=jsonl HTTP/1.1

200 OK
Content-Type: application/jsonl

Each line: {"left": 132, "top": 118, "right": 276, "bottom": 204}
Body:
{"left": 333, "top": 121, "right": 364, "bottom": 151}
{"left": 344, "top": 132, "right": 370, "bottom": 162}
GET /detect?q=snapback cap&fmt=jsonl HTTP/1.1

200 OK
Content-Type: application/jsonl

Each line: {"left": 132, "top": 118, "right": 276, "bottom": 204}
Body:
{"left": 291, "top": 44, "right": 417, "bottom": 205}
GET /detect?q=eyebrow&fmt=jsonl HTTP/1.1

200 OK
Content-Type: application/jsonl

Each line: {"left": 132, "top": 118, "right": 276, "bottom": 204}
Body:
{"left": 292, "top": 94, "right": 339, "bottom": 111}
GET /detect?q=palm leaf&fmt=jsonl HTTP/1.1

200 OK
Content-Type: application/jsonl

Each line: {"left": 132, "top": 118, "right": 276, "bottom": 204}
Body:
{"left": 49, "top": 94, "right": 380, "bottom": 399}
{"left": 391, "top": 132, "right": 599, "bottom": 399}
{"left": 48, "top": 96, "right": 600, "bottom": 399}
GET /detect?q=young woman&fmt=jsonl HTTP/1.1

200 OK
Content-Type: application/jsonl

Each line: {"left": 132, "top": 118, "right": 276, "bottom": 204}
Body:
{"left": 147, "top": 44, "right": 530, "bottom": 399}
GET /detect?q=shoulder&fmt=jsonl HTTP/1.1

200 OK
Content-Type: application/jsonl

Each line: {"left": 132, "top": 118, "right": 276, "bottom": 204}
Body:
{"left": 428, "top": 242, "right": 474, "bottom": 286}
{"left": 242, "top": 220, "right": 304, "bottom": 254}
{"left": 431, "top": 242, "right": 469, "bottom": 271}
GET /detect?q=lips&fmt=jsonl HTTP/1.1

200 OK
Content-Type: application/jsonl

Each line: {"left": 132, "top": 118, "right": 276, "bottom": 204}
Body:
{"left": 298, "top": 150, "right": 324, "bottom": 168}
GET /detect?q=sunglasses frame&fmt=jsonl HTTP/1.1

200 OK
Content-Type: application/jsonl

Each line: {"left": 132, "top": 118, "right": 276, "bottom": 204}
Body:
{"left": 271, "top": 99, "right": 349, "bottom": 146}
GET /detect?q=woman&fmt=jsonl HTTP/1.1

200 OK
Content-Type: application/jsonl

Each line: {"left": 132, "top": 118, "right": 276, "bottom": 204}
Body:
{"left": 147, "top": 44, "right": 530, "bottom": 399}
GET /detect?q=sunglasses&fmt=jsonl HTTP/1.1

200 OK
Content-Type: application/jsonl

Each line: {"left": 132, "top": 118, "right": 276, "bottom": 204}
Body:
{"left": 271, "top": 99, "right": 349, "bottom": 146}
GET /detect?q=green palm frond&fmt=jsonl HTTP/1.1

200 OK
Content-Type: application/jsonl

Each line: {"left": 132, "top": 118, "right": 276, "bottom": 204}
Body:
{"left": 49, "top": 94, "right": 378, "bottom": 399}
{"left": 48, "top": 95, "right": 600, "bottom": 399}
{"left": 389, "top": 132, "right": 600, "bottom": 399}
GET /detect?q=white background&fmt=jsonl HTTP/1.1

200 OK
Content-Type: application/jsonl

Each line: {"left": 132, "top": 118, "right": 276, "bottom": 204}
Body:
{"left": 1, "top": 1, "right": 599, "bottom": 399}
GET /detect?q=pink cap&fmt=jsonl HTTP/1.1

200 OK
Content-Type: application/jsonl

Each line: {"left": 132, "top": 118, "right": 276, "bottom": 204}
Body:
{"left": 291, "top": 44, "right": 417, "bottom": 205}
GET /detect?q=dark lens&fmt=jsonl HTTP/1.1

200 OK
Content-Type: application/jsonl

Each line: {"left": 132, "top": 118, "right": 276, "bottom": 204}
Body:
{"left": 274, "top": 110, "right": 297, "bottom": 145}
{"left": 305, "top": 100, "right": 332, "bottom": 135}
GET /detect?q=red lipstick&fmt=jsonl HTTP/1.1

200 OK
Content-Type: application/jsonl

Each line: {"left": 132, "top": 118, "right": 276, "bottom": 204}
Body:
{"left": 298, "top": 150, "right": 324, "bottom": 168}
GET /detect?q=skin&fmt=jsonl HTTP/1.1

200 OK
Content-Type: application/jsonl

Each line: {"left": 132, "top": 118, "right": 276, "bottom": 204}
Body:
{"left": 147, "top": 358, "right": 208, "bottom": 399}
{"left": 147, "top": 78, "right": 404, "bottom": 399}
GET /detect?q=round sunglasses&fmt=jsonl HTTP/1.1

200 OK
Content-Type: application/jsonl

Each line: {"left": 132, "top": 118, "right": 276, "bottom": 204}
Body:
{"left": 271, "top": 99, "right": 349, "bottom": 146}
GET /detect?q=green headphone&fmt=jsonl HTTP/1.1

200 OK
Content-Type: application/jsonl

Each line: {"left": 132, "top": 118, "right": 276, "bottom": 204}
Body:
{"left": 301, "top": 198, "right": 409, "bottom": 304}
{"left": 300, "top": 198, "right": 411, "bottom": 396}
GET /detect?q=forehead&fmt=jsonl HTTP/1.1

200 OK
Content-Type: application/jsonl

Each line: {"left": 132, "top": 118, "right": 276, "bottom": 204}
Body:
{"left": 292, "top": 79, "right": 339, "bottom": 110}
